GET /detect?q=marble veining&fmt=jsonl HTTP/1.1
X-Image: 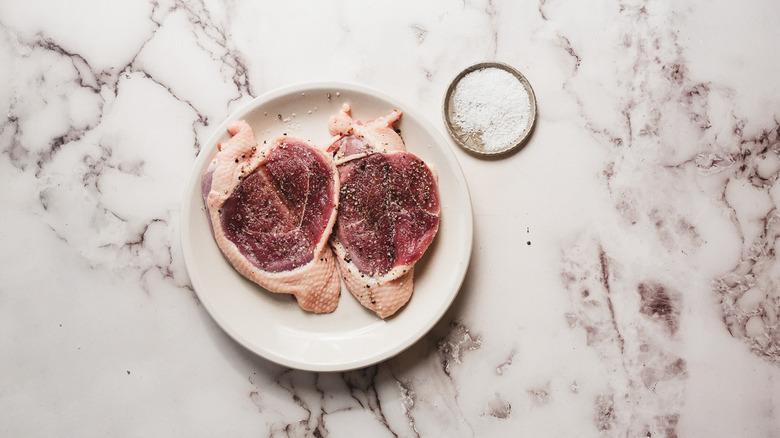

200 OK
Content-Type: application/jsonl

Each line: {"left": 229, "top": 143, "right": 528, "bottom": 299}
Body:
{"left": 2, "top": 0, "right": 780, "bottom": 436}
{"left": 562, "top": 239, "right": 687, "bottom": 436}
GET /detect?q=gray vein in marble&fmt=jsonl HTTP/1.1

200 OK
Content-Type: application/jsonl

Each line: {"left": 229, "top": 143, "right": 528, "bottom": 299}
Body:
{"left": 638, "top": 282, "right": 681, "bottom": 336}
{"left": 485, "top": 393, "right": 511, "bottom": 419}
{"left": 546, "top": 0, "right": 780, "bottom": 373}
{"left": 484, "top": 0, "right": 498, "bottom": 59}
{"left": 138, "top": 70, "right": 209, "bottom": 154}
{"left": 167, "top": 0, "right": 254, "bottom": 104}
{"left": 270, "top": 371, "right": 321, "bottom": 436}
{"left": 660, "top": 54, "right": 779, "bottom": 364}
{"left": 437, "top": 320, "right": 482, "bottom": 377}
{"left": 537, "top": 0, "right": 549, "bottom": 21}
{"left": 32, "top": 37, "right": 107, "bottom": 93}
{"left": 0, "top": 0, "right": 263, "bottom": 306}
{"left": 259, "top": 365, "right": 429, "bottom": 438}
{"left": 598, "top": 246, "right": 626, "bottom": 355}
{"left": 2, "top": 0, "right": 252, "bottom": 179}
{"left": 393, "top": 375, "right": 421, "bottom": 438}
{"left": 562, "top": 239, "right": 687, "bottom": 436}
{"left": 594, "top": 394, "right": 616, "bottom": 432}
{"left": 527, "top": 382, "right": 551, "bottom": 406}
{"left": 341, "top": 368, "right": 399, "bottom": 437}
{"left": 495, "top": 348, "right": 517, "bottom": 375}
{"left": 715, "top": 205, "right": 780, "bottom": 362}
{"left": 562, "top": 37, "right": 581, "bottom": 73}
{"left": 410, "top": 24, "right": 427, "bottom": 44}
{"left": 1, "top": 42, "right": 115, "bottom": 175}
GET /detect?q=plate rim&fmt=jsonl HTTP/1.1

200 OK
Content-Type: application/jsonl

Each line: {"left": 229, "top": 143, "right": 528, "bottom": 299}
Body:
{"left": 180, "top": 81, "right": 473, "bottom": 371}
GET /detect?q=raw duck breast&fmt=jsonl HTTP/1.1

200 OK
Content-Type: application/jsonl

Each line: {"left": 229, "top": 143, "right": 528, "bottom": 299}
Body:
{"left": 202, "top": 121, "right": 341, "bottom": 313}
{"left": 327, "top": 104, "right": 440, "bottom": 318}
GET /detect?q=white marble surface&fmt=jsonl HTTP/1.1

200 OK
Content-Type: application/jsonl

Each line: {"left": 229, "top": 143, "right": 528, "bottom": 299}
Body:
{"left": 2, "top": 0, "right": 779, "bottom": 436}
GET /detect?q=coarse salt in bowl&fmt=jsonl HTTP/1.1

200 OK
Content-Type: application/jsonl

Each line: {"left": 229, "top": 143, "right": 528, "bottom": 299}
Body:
{"left": 443, "top": 62, "right": 537, "bottom": 156}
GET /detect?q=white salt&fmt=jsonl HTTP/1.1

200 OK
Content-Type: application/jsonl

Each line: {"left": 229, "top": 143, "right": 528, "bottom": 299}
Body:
{"left": 452, "top": 67, "right": 532, "bottom": 151}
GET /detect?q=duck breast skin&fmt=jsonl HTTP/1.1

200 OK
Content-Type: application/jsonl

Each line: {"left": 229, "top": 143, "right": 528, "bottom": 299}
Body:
{"left": 327, "top": 105, "right": 440, "bottom": 318}
{"left": 202, "top": 121, "right": 341, "bottom": 313}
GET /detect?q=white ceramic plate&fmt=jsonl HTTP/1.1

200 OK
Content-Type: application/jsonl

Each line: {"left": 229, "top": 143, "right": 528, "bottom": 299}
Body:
{"left": 181, "top": 82, "right": 473, "bottom": 371}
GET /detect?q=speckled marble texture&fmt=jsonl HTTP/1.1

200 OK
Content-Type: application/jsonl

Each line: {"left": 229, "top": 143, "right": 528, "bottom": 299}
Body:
{"left": 2, "top": 0, "right": 779, "bottom": 436}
